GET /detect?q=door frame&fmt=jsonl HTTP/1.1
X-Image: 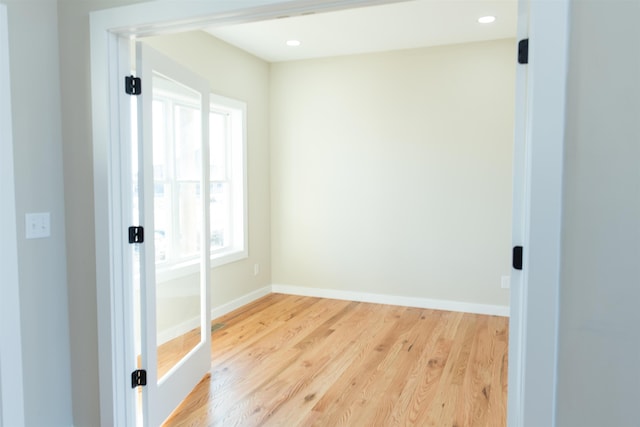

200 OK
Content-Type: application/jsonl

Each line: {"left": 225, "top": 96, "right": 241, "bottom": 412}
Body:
{"left": 90, "top": 1, "right": 570, "bottom": 425}
{"left": 0, "top": 4, "right": 26, "bottom": 427}
{"left": 507, "top": 1, "right": 570, "bottom": 426}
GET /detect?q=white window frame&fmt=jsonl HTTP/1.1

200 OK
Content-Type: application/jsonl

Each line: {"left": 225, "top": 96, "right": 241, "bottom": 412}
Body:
{"left": 209, "top": 93, "right": 248, "bottom": 268}
{"left": 151, "top": 91, "right": 248, "bottom": 283}
{"left": 151, "top": 87, "right": 205, "bottom": 270}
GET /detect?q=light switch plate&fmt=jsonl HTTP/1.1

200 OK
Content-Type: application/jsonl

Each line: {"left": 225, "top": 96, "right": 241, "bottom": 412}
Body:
{"left": 25, "top": 212, "right": 50, "bottom": 239}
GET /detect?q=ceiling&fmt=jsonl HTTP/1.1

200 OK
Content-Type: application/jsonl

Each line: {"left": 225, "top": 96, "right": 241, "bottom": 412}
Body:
{"left": 206, "top": 0, "right": 518, "bottom": 63}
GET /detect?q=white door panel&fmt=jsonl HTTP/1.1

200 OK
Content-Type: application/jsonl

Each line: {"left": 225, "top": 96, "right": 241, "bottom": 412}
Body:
{"left": 136, "top": 43, "right": 211, "bottom": 427}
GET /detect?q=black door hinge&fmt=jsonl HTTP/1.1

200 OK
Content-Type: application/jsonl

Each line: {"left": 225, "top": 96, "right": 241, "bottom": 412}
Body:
{"left": 131, "top": 369, "right": 147, "bottom": 388}
{"left": 128, "top": 226, "right": 144, "bottom": 244}
{"left": 518, "top": 39, "right": 529, "bottom": 64}
{"left": 125, "top": 75, "right": 141, "bottom": 95}
{"left": 513, "top": 246, "right": 523, "bottom": 270}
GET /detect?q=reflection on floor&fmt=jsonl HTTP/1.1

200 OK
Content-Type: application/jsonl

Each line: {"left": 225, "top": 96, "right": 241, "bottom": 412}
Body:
{"left": 157, "top": 327, "right": 202, "bottom": 380}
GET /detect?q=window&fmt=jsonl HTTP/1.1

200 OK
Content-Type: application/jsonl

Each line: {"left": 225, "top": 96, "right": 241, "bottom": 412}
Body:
{"left": 134, "top": 90, "right": 247, "bottom": 280}
{"left": 208, "top": 94, "right": 247, "bottom": 267}
{"left": 151, "top": 93, "right": 203, "bottom": 267}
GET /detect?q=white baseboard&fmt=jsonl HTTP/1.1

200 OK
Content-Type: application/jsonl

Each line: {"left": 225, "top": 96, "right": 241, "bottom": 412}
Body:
{"left": 271, "top": 284, "right": 510, "bottom": 317}
{"left": 159, "top": 284, "right": 508, "bottom": 344}
{"left": 210, "top": 285, "right": 272, "bottom": 320}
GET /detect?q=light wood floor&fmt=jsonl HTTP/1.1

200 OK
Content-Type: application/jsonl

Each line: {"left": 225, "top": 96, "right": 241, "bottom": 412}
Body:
{"left": 162, "top": 294, "right": 509, "bottom": 426}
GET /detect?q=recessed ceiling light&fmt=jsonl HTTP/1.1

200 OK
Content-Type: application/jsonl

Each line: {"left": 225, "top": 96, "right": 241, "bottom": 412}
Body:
{"left": 478, "top": 16, "right": 496, "bottom": 24}
{"left": 286, "top": 40, "right": 301, "bottom": 47}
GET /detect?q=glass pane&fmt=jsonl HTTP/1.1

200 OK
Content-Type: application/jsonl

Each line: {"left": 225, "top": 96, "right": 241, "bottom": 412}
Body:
{"left": 210, "top": 111, "right": 227, "bottom": 181}
{"left": 210, "top": 182, "right": 229, "bottom": 251}
{"left": 175, "top": 104, "right": 201, "bottom": 181}
{"left": 152, "top": 100, "right": 167, "bottom": 181}
{"left": 155, "top": 270, "right": 201, "bottom": 380}
{"left": 152, "top": 73, "right": 204, "bottom": 382}
{"left": 153, "top": 182, "right": 170, "bottom": 263}
{"left": 176, "top": 182, "right": 202, "bottom": 259}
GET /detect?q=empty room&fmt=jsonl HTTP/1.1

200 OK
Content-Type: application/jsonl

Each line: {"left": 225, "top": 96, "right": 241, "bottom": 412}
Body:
{"left": 94, "top": 0, "right": 518, "bottom": 425}
{"left": 9, "top": 0, "right": 636, "bottom": 425}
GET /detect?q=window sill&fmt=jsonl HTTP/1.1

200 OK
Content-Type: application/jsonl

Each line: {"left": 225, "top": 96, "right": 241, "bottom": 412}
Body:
{"left": 211, "top": 248, "right": 248, "bottom": 269}
{"left": 155, "top": 248, "right": 248, "bottom": 283}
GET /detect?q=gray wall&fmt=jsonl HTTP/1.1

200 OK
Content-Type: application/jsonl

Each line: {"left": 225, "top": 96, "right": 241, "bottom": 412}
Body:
{"left": 57, "top": 0, "right": 147, "bottom": 424}
{"left": 2, "top": 0, "right": 72, "bottom": 425}
{"left": 556, "top": 0, "right": 640, "bottom": 426}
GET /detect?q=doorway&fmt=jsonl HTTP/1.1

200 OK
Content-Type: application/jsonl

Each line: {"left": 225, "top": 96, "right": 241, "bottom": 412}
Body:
{"left": 90, "top": 1, "right": 569, "bottom": 425}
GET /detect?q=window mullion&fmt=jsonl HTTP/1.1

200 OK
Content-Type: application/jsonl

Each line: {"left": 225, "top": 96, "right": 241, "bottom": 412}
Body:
{"left": 169, "top": 101, "right": 179, "bottom": 263}
{"left": 224, "top": 113, "right": 233, "bottom": 248}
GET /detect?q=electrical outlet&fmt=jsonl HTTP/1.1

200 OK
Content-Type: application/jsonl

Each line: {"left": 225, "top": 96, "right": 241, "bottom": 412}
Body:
{"left": 254, "top": 264, "right": 260, "bottom": 276}
{"left": 501, "top": 275, "right": 511, "bottom": 289}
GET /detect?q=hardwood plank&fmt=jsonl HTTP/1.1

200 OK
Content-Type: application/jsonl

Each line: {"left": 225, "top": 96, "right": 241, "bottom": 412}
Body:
{"left": 208, "top": 298, "right": 359, "bottom": 425}
{"left": 303, "top": 306, "right": 422, "bottom": 426}
{"left": 161, "top": 295, "right": 509, "bottom": 427}
{"left": 355, "top": 309, "right": 449, "bottom": 426}
{"left": 384, "top": 309, "right": 456, "bottom": 426}
{"left": 262, "top": 304, "right": 410, "bottom": 427}
{"left": 217, "top": 302, "right": 404, "bottom": 426}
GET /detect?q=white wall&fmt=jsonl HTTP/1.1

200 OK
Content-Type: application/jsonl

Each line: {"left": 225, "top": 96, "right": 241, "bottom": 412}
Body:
{"left": 556, "top": 1, "right": 640, "bottom": 425}
{"left": 271, "top": 39, "right": 515, "bottom": 308}
{"left": 1, "top": 0, "right": 72, "bottom": 425}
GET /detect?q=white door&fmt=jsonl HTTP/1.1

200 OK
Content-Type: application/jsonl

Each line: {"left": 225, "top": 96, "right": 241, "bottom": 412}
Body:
{"left": 136, "top": 43, "right": 211, "bottom": 427}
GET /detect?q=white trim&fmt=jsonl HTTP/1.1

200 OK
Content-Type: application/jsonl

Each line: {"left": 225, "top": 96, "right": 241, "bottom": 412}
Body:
{"left": 507, "top": 0, "right": 530, "bottom": 424}
{"left": 154, "top": 250, "right": 248, "bottom": 283}
{"left": 271, "top": 284, "right": 510, "bottom": 317}
{"left": 156, "top": 282, "right": 508, "bottom": 347}
{"left": 211, "top": 286, "right": 272, "bottom": 320}
{"left": 0, "top": 4, "right": 26, "bottom": 427}
{"left": 517, "top": 1, "right": 570, "bottom": 426}
{"left": 209, "top": 92, "right": 248, "bottom": 268}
